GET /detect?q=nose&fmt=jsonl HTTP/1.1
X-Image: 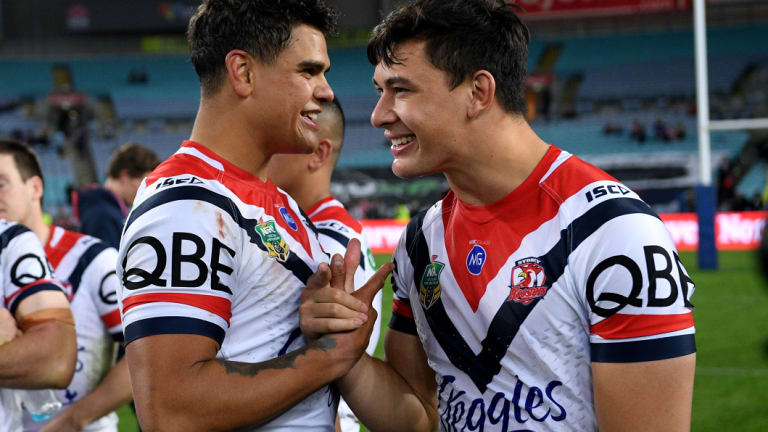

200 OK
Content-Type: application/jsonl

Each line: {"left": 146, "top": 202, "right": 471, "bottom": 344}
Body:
{"left": 371, "top": 94, "right": 396, "bottom": 129}
{"left": 315, "top": 76, "right": 334, "bottom": 103}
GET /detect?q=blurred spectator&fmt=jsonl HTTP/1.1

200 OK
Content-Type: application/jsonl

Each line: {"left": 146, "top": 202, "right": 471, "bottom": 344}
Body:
{"left": 716, "top": 157, "right": 735, "bottom": 208}
{"left": 752, "top": 193, "right": 764, "bottom": 210}
{"left": 75, "top": 142, "right": 160, "bottom": 248}
{"left": 673, "top": 122, "right": 687, "bottom": 140}
{"left": 653, "top": 118, "right": 672, "bottom": 142}
{"left": 630, "top": 120, "right": 646, "bottom": 143}
{"left": 602, "top": 122, "right": 623, "bottom": 136}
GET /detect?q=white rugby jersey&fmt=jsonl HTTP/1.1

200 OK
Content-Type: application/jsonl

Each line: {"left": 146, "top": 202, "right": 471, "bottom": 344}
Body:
{"left": 22, "top": 226, "right": 122, "bottom": 432}
{"left": 117, "top": 141, "right": 335, "bottom": 431}
{"left": 305, "top": 197, "right": 381, "bottom": 432}
{"left": 0, "top": 221, "right": 64, "bottom": 432}
{"left": 390, "top": 146, "right": 696, "bottom": 432}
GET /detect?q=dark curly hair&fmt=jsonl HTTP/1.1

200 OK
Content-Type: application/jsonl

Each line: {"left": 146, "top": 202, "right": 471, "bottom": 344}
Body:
{"left": 367, "top": 0, "right": 530, "bottom": 115}
{"left": 187, "top": 0, "right": 339, "bottom": 96}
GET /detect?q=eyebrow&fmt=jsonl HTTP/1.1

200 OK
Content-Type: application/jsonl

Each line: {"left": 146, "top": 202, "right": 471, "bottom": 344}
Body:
{"left": 373, "top": 75, "right": 417, "bottom": 88}
{"left": 298, "top": 60, "right": 330, "bottom": 73}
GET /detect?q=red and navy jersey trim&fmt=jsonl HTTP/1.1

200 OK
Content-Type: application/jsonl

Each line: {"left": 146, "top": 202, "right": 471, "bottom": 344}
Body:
{"left": 591, "top": 334, "right": 696, "bottom": 362}
{"left": 7, "top": 280, "right": 64, "bottom": 316}
{"left": 124, "top": 316, "right": 225, "bottom": 346}
{"left": 125, "top": 185, "right": 314, "bottom": 285}
{"left": 67, "top": 242, "right": 110, "bottom": 298}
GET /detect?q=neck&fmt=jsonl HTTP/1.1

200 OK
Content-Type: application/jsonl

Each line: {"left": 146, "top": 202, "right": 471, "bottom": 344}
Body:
{"left": 190, "top": 95, "right": 270, "bottom": 180}
{"left": 104, "top": 178, "right": 125, "bottom": 205}
{"left": 26, "top": 211, "right": 50, "bottom": 246}
{"left": 444, "top": 114, "right": 549, "bottom": 206}
{"left": 290, "top": 172, "right": 332, "bottom": 212}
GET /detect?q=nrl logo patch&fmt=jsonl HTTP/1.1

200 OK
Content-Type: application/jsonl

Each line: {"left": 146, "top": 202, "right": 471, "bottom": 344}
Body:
{"left": 420, "top": 255, "right": 444, "bottom": 310}
{"left": 255, "top": 219, "right": 290, "bottom": 262}
{"left": 508, "top": 257, "right": 548, "bottom": 306}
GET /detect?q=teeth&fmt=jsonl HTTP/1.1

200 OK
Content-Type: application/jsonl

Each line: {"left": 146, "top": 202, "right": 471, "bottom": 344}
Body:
{"left": 391, "top": 135, "right": 415, "bottom": 146}
{"left": 307, "top": 112, "right": 318, "bottom": 121}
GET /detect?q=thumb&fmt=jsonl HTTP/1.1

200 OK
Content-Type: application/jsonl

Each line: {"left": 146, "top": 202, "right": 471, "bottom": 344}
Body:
{"left": 353, "top": 262, "right": 393, "bottom": 305}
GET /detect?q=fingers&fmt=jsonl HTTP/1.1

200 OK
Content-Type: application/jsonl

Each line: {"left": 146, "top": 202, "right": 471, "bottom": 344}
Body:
{"left": 306, "top": 263, "right": 331, "bottom": 292}
{"left": 329, "top": 254, "right": 345, "bottom": 292}
{"left": 353, "top": 262, "right": 394, "bottom": 304}
{"left": 300, "top": 302, "right": 368, "bottom": 334}
{"left": 343, "top": 239, "right": 361, "bottom": 293}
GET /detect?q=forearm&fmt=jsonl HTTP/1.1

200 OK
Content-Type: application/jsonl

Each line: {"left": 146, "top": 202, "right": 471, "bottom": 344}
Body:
{"left": 60, "top": 357, "right": 133, "bottom": 429}
{"left": 0, "top": 321, "right": 76, "bottom": 389}
{"left": 130, "top": 335, "right": 352, "bottom": 431}
{"left": 337, "top": 355, "right": 437, "bottom": 432}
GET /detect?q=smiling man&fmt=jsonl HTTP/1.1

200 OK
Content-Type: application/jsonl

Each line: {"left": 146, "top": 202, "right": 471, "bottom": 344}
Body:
{"left": 116, "top": 1, "right": 390, "bottom": 431}
{"left": 300, "top": 1, "right": 697, "bottom": 431}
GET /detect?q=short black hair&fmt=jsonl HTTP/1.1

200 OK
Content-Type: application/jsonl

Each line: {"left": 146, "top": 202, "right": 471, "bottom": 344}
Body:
{"left": 106, "top": 143, "right": 161, "bottom": 179}
{"left": 188, "top": 0, "right": 339, "bottom": 96}
{"left": 0, "top": 139, "right": 44, "bottom": 207}
{"left": 324, "top": 97, "right": 345, "bottom": 144}
{"left": 367, "top": 0, "right": 530, "bottom": 114}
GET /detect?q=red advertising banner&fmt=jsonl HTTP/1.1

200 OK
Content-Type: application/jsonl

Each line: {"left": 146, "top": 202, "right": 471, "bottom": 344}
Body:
{"left": 516, "top": 0, "right": 690, "bottom": 19}
{"left": 363, "top": 211, "right": 767, "bottom": 254}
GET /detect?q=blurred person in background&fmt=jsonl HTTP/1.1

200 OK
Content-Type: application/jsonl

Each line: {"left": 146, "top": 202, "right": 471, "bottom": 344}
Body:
{"left": 266, "top": 98, "right": 382, "bottom": 432}
{"left": 75, "top": 143, "right": 160, "bottom": 249}
{"left": 116, "top": 1, "right": 390, "bottom": 430}
{"left": 0, "top": 139, "right": 131, "bottom": 432}
{"left": 301, "top": 1, "right": 696, "bottom": 431}
{"left": 0, "top": 139, "right": 77, "bottom": 431}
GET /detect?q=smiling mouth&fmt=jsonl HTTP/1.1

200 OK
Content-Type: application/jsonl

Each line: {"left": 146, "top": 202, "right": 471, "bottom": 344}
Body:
{"left": 391, "top": 135, "right": 416, "bottom": 149}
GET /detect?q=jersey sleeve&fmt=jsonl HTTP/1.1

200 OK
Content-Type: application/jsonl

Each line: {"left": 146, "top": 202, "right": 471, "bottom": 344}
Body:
{"left": 82, "top": 246, "right": 124, "bottom": 341}
{"left": 569, "top": 203, "right": 696, "bottom": 363}
{"left": 2, "top": 225, "right": 65, "bottom": 316}
{"left": 388, "top": 217, "right": 418, "bottom": 336}
{"left": 117, "top": 183, "right": 240, "bottom": 347}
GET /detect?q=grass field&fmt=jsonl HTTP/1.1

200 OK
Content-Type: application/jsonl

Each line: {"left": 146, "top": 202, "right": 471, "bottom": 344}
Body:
{"left": 118, "top": 251, "right": 768, "bottom": 431}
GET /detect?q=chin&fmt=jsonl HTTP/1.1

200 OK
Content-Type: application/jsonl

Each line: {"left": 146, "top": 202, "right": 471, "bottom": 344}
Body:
{"left": 391, "top": 161, "right": 423, "bottom": 179}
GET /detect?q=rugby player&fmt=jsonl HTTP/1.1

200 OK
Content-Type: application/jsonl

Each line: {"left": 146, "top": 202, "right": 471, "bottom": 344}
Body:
{"left": 0, "top": 140, "right": 77, "bottom": 431}
{"left": 300, "top": 1, "right": 697, "bottom": 431}
{"left": 266, "top": 98, "right": 382, "bottom": 432}
{"left": 0, "top": 140, "right": 131, "bottom": 432}
{"left": 117, "top": 1, "right": 390, "bottom": 430}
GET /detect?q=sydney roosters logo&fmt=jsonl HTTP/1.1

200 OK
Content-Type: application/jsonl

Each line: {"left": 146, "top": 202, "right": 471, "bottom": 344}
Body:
{"left": 508, "top": 257, "right": 548, "bottom": 306}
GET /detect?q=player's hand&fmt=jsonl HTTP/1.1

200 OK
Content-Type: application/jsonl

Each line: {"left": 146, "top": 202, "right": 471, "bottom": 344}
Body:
{"left": 0, "top": 307, "right": 20, "bottom": 346}
{"left": 301, "top": 247, "right": 368, "bottom": 341}
{"left": 39, "top": 408, "right": 86, "bottom": 432}
{"left": 324, "top": 259, "right": 393, "bottom": 367}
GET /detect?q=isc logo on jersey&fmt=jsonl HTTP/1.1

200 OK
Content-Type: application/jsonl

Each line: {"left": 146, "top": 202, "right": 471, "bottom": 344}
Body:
{"left": 508, "top": 257, "right": 548, "bottom": 305}
{"left": 466, "top": 245, "right": 486, "bottom": 275}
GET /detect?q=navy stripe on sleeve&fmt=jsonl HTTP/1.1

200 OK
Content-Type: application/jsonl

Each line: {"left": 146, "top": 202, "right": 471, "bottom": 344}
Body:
{"left": 389, "top": 311, "right": 417, "bottom": 335}
{"left": 124, "top": 316, "right": 226, "bottom": 346}
{"left": 590, "top": 334, "right": 696, "bottom": 363}
{"left": 9, "top": 283, "right": 65, "bottom": 316}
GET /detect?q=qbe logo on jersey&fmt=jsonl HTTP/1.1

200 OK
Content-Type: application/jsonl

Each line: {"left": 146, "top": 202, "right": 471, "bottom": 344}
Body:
{"left": 420, "top": 255, "right": 444, "bottom": 309}
{"left": 466, "top": 244, "right": 486, "bottom": 275}
{"left": 508, "top": 257, "right": 548, "bottom": 305}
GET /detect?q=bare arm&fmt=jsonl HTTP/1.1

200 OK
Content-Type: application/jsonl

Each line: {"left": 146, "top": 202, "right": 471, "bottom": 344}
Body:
{"left": 0, "top": 290, "right": 77, "bottom": 389}
{"left": 337, "top": 329, "right": 438, "bottom": 432}
{"left": 127, "top": 263, "right": 392, "bottom": 432}
{"left": 127, "top": 331, "right": 360, "bottom": 431}
{"left": 593, "top": 353, "right": 695, "bottom": 432}
{"left": 40, "top": 355, "right": 133, "bottom": 432}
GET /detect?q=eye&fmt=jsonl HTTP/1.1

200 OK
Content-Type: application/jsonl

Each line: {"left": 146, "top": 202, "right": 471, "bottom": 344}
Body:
{"left": 374, "top": 87, "right": 383, "bottom": 96}
{"left": 393, "top": 87, "right": 409, "bottom": 94}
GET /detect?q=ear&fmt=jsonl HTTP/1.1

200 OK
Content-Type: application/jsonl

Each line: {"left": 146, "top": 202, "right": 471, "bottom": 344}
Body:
{"left": 308, "top": 139, "right": 333, "bottom": 172}
{"left": 28, "top": 176, "right": 44, "bottom": 206}
{"left": 468, "top": 70, "right": 496, "bottom": 119}
{"left": 225, "top": 49, "right": 254, "bottom": 97}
